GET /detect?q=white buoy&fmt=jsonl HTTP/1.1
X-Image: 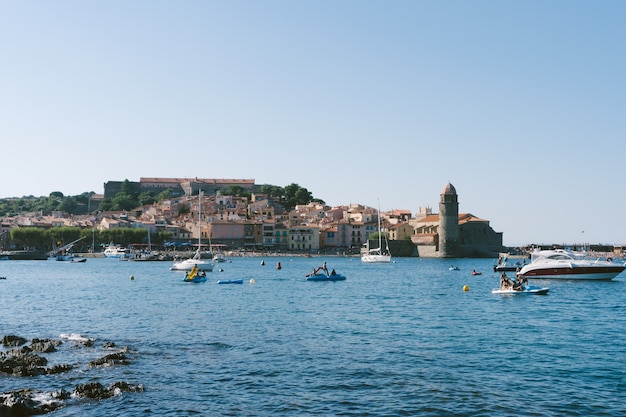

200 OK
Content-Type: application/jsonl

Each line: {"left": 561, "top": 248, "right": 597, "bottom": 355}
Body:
{"left": 249, "top": 278, "right": 255, "bottom": 285}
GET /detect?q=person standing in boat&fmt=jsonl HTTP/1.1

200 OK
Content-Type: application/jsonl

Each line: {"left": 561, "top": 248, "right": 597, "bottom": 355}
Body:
{"left": 312, "top": 261, "right": 329, "bottom": 276}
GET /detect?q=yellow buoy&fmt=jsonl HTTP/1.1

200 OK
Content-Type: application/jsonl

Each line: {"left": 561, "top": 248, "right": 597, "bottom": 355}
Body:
{"left": 463, "top": 285, "right": 469, "bottom": 292}
{"left": 130, "top": 275, "right": 134, "bottom": 281}
{"left": 249, "top": 279, "right": 255, "bottom": 285}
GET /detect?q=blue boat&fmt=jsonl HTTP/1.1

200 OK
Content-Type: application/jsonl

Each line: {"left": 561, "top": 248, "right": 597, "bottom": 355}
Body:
{"left": 492, "top": 285, "right": 549, "bottom": 295}
{"left": 306, "top": 273, "right": 346, "bottom": 282}
{"left": 182, "top": 266, "right": 207, "bottom": 283}
{"left": 217, "top": 279, "right": 244, "bottom": 285}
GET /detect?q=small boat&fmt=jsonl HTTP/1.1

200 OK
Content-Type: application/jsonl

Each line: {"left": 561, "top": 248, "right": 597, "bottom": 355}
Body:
{"left": 213, "top": 253, "right": 227, "bottom": 263}
{"left": 70, "top": 258, "right": 87, "bottom": 263}
{"left": 170, "top": 251, "right": 214, "bottom": 272}
{"left": 182, "top": 266, "right": 207, "bottom": 283}
{"left": 217, "top": 279, "right": 244, "bottom": 285}
{"left": 492, "top": 285, "right": 549, "bottom": 295}
{"left": 493, "top": 255, "right": 526, "bottom": 272}
{"left": 50, "top": 236, "right": 87, "bottom": 262}
{"left": 449, "top": 266, "right": 460, "bottom": 271}
{"left": 494, "top": 264, "right": 521, "bottom": 272}
{"left": 306, "top": 272, "right": 346, "bottom": 282}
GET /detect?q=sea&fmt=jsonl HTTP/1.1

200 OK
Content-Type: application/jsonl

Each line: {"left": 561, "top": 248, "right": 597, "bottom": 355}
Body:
{"left": 1, "top": 256, "right": 625, "bottom": 416}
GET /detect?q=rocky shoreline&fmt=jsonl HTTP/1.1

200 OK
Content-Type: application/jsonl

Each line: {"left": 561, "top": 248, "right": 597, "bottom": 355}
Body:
{"left": 0, "top": 334, "right": 143, "bottom": 416}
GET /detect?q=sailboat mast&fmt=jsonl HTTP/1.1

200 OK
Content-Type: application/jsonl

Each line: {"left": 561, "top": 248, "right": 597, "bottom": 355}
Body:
{"left": 378, "top": 200, "right": 382, "bottom": 250}
{"left": 198, "top": 190, "right": 202, "bottom": 249}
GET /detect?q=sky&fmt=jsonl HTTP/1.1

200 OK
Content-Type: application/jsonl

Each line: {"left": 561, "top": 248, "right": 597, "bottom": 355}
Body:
{"left": 1, "top": 1, "right": 624, "bottom": 247}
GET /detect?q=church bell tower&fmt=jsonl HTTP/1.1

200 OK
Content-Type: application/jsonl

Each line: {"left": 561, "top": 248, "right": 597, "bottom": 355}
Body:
{"left": 439, "top": 182, "right": 459, "bottom": 257}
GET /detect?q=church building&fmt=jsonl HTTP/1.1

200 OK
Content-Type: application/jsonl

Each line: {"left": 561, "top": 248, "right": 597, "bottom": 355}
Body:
{"left": 410, "top": 183, "right": 505, "bottom": 258}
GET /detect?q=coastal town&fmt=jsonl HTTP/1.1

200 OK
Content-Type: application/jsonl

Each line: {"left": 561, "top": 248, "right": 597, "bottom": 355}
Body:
{"left": 0, "top": 177, "right": 620, "bottom": 259}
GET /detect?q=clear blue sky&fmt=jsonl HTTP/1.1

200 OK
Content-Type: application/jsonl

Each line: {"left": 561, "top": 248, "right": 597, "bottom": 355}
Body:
{"left": 1, "top": 1, "right": 624, "bottom": 247}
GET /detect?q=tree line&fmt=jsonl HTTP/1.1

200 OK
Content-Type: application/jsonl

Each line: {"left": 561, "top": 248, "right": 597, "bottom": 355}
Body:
{"left": 5, "top": 226, "right": 172, "bottom": 253}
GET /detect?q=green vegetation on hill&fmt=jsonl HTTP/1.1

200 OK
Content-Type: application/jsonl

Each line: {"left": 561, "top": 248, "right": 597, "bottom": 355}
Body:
{"left": 0, "top": 181, "right": 322, "bottom": 216}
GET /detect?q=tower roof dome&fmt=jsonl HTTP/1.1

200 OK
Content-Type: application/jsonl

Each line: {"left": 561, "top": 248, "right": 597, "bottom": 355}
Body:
{"left": 441, "top": 182, "right": 457, "bottom": 196}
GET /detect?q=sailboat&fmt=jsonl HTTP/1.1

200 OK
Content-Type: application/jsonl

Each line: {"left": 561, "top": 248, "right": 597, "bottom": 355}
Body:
{"left": 361, "top": 201, "right": 392, "bottom": 263}
{"left": 170, "top": 191, "right": 214, "bottom": 272}
{"left": 49, "top": 236, "right": 87, "bottom": 262}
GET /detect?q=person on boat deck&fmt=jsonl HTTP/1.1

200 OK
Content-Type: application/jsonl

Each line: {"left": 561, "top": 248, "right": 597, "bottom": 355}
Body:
{"left": 500, "top": 272, "right": 513, "bottom": 290}
{"left": 512, "top": 278, "right": 524, "bottom": 291}
{"left": 322, "top": 261, "right": 328, "bottom": 275}
{"left": 331, "top": 269, "right": 336, "bottom": 276}
{"left": 198, "top": 270, "right": 206, "bottom": 277}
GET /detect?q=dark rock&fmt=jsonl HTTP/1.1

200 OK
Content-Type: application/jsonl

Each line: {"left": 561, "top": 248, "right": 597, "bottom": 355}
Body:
{"left": 0, "top": 349, "right": 48, "bottom": 377}
{"left": 46, "top": 364, "right": 73, "bottom": 375}
{"left": 0, "top": 388, "right": 67, "bottom": 416}
{"left": 1, "top": 335, "right": 27, "bottom": 347}
{"left": 110, "top": 381, "right": 144, "bottom": 393}
{"left": 88, "top": 352, "right": 129, "bottom": 368}
{"left": 29, "top": 339, "right": 61, "bottom": 353}
{"left": 0, "top": 335, "right": 141, "bottom": 414}
{"left": 74, "top": 382, "right": 111, "bottom": 400}
{"left": 73, "top": 381, "right": 144, "bottom": 400}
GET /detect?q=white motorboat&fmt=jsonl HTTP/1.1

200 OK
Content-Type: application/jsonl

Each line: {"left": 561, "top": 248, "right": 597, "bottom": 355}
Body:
{"left": 213, "top": 252, "right": 227, "bottom": 263}
{"left": 103, "top": 244, "right": 130, "bottom": 258}
{"left": 516, "top": 249, "right": 625, "bottom": 280}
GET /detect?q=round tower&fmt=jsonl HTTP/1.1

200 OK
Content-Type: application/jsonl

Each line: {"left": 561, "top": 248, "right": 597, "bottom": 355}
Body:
{"left": 439, "top": 182, "right": 459, "bottom": 257}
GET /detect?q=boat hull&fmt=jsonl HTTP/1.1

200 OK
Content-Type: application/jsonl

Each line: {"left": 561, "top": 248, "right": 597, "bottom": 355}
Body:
{"left": 306, "top": 274, "right": 346, "bottom": 282}
{"left": 518, "top": 266, "right": 625, "bottom": 280}
{"left": 170, "top": 260, "right": 214, "bottom": 272}
{"left": 494, "top": 265, "right": 521, "bottom": 272}
{"left": 0, "top": 250, "right": 48, "bottom": 260}
{"left": 361, "top": 254, "right": 391, "bottom": 263}
{"left": 182, "top": 276, "right": 207, "bottom": 283}
{"left": 492, "top": 286, "right": 549, "bottom": 295}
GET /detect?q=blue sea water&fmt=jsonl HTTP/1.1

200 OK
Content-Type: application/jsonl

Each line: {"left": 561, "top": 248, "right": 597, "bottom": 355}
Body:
{"left": 1, "top": 256, "right": 626, "bottom": 416}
